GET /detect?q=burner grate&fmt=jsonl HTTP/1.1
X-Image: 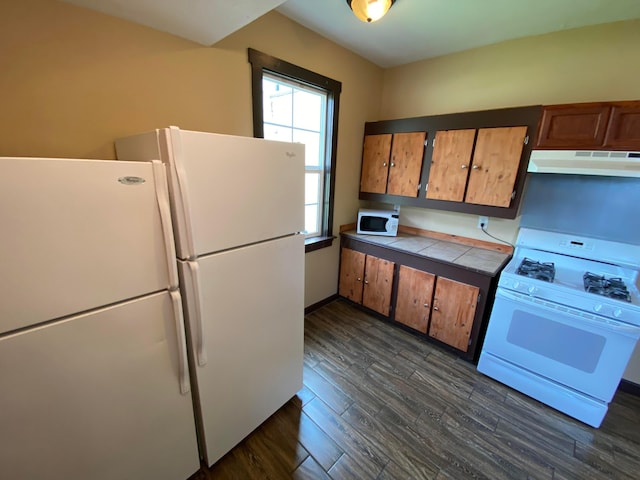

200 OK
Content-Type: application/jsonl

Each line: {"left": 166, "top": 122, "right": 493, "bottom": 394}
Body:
{"left": 583, "top": 272, "right": 631, "bottom": 302}
{"left": 516, "top": 258, "right": 555, "bottom": 283}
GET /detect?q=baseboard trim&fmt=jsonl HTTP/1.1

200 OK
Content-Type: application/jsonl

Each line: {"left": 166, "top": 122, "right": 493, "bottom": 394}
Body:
{"left": 305, "top": 294, "right": 339, "bottom": 315}
{"left": 619, "top": 379, "right": 640, "bottom": 397}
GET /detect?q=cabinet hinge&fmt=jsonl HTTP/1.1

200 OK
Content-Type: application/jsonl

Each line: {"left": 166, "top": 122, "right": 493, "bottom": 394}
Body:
{"left": 478, "top": 292, "right": 482, "bottom": 302}
{"left": 468, "top": 337, "right": 473, "bottom": 347}
{"left": 432, "top": 138, "right": 436, "bottom": 147}
{"left": 511, "top": 190, "right": 516, "bottom": 200}
{"left": 425, "top": 183, "right": 428, "bottom": 192}
{"left": 417, "top": 183, "right": 421, "bottom": 193}
{"left": 524, "top": 135, "right": 529, "bottom": 145}
{"left": 424, "top": 139, "right": 429, "bottom": 147}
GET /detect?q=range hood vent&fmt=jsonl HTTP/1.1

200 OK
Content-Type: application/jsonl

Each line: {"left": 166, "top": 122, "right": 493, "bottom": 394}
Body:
{"left": 528, "top": 150, "right": 640, "bottom": 178}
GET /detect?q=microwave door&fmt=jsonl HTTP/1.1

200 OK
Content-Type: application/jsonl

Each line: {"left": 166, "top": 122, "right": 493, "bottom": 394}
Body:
{"left": 362, "top": 216, "right": 388, "bottom": 233}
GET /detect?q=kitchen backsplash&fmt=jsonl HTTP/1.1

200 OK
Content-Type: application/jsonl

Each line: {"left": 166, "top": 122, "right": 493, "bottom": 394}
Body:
{"left": 520, "top": 174, "right": 640, "bottom": 245}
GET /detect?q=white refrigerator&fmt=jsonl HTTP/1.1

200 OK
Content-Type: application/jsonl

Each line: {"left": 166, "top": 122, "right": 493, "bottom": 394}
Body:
{"left": 0, "top": 157, "right": 200, "bottom": 480}
{"left": 116, "top": 127, "right": 305, "bottom": 466}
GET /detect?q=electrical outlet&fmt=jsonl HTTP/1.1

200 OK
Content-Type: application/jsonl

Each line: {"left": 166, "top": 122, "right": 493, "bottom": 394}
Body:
{"left": 478, "top": 216, "right": 489, "bottom": 229}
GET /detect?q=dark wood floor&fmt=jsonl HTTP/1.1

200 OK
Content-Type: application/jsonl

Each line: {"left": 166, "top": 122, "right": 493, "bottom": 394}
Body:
{"left": 195, "top": 299, "right": 640, "bottom": 479}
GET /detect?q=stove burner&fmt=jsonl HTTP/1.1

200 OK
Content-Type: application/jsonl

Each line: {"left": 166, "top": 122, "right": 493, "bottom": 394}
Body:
{"left": 516, "top": 258, "right": 556, "bottom": 283}
{"left": 583, "top": 272, "right": 631, "bottom": 302}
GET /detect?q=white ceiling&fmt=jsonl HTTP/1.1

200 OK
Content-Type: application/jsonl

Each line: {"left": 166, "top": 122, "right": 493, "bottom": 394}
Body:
{"left": 61, "top": 0, "right": 287, "bottom": 45}
{"left": 63, "top": 0, "right": 640, "bottom": 68}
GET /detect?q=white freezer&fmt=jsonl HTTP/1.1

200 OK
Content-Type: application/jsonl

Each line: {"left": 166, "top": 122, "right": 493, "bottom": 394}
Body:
{"left": 178, "top": 234, "right": 304, "bottom": 466}
{"left": 0, "top": 157, "right": 178, "bottom": 334}
{"left": 0, "top": 291, "right": 200, "bottom": 480}
{"left": 115, "top": 126, "right": 305, "bottom": 259}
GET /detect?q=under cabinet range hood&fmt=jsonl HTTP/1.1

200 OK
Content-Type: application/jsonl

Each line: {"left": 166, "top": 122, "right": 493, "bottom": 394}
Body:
{"left": 528, "top": 150, "right": 640, "bottom": 178}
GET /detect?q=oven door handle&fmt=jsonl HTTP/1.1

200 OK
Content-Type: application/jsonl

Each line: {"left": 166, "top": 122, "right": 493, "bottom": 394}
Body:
{"left": 496, "top": 288, "right": 640, "bottom": 337}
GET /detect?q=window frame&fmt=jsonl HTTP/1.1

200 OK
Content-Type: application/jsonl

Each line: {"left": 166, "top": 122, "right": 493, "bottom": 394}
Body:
{"left": 248, "top": 48, "right": 341, "bottom": 253}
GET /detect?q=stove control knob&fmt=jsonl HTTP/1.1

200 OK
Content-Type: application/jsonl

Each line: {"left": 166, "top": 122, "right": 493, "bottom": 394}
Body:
{"left": 513, "top": 281, "right": 520, "bottom": 289}
{"left": 593, "top": 304, "right": 603, "bottom": 313}
{"left": 528, "top": 286, "right": 537, "bottom": 294}
{"left": 613, "top": 309, "right": 623, "bottom": 318}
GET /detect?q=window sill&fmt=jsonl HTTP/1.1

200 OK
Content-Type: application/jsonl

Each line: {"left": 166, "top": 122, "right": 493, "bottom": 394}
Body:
{"left": 305, "top": 235, "right": 335, "bottom": 253}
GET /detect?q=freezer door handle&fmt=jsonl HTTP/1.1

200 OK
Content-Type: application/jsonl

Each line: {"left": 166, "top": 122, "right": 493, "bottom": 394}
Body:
{"left": 152, "top": 160, "right": 180, "bottom": 289}
{"left": 167, "top": 127, "right": 197, "bottom": 259}
{"left": 187, "top": 261, "right": 208, "bottom": 366}
{"left": 169, "top": 289, "right": 191, "bottom": 395}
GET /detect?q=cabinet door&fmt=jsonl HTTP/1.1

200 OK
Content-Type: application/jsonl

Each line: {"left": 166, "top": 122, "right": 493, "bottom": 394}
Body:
{"left": 360, "top": 134, "right": 392, "bottom": 194}
{"left": 428, "top": 277, "right": 479, "bottom": 352}
{"left": 465, "top": 126, "right": 527, "bottom": 208}
{"left": 362, "top": 255, "right": 395, "bottom": 316}
{"left": 395, "top": 265, "right": 435, "bottom": 333}
{"left": 603, "top": 104, "right": 640, "bottom": 150}
{"left": 426, "top": 129, "right": 476, "bottom": 201}
{"left": 339, "top": 248, "right": 366, "bottom": 303}
{"left": 536, "top": 105, "right": 611, "bottom": 149}
{"left": 386, "top": 132, "right": 426, "bottom": 197}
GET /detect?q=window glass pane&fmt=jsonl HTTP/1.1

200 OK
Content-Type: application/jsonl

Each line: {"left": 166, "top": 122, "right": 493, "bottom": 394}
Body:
{"left": 264, "top": 124, "right": 293, "bottom": 143}
{"left": 257, "top": 66, "right": 337, "bottom": 241}
{"left": 294, "top": 129, "right": 321, "bottom": 167}
{"left": 293, "top": 90, "right": 322, "bottom": 131}
{"left": 305, "top": 204, "right": 319, "bottom": 236}
{"left": 263, "top": 78, "right": 292, "bottom": 126}
{"left": 305, "top": 172, "right": 320, "bottom": 205}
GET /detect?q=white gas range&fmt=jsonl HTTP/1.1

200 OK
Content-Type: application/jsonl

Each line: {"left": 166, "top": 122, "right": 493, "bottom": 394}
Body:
{"left": 478, "top": 228, "right": 640, "bottom": 428}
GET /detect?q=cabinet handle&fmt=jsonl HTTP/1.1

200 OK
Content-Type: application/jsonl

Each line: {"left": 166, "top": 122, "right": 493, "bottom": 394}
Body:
{"left": 364, "top": 280, "right": 369, "bottom": 285}
{"left": 461, "top": 164, "right": 468, "bottom": 169}
{"left": 423, "top": 303, "right": 429, "bottom": 308}
{"left": 390, "top": 162, "right": 395, "bottom": 167}
{"left": 433, "top": 306, "right": 439, "bottom": 311}
{"left": 383, "top": 162, "right": 387, "bottom": 167}
{"left": 357, "top": 277, "right": 362, "bottom": 281}
{"left": 472, "top": 165, "right": 481, "bottom": 170}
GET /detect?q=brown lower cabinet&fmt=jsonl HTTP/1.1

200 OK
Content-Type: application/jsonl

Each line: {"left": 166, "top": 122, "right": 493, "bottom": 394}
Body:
{"left": 395, "top": 265, "right": 435, "bottom": 334}
{"left": 339, "top": 235, "right": 504, "bottom": 362}
{"left": 338, "top": 247, "right": 395, "bottom": 316}
{"left": 429, "top": 276, "right": 479, "bottom": 352}
{"left": 395, "top": 265, "right": 479, "bottom": 352}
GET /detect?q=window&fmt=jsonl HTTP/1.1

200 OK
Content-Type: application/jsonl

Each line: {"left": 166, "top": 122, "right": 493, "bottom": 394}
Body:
{"left": 248, "top": 48, "right": 341, "bottom": 252}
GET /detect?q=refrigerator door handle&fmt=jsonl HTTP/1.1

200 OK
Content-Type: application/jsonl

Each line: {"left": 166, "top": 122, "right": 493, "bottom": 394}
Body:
{"left": 151, "top": 160, "right": 180, "bottom": 289}
{"left": 187, "top": 261, "right": 208, "bottom": 366}
{"left": 166, "top": 127, "right": 197, "bottom": 260}
{"left": 169, "top": 289, "right": 191, "bottom": 395}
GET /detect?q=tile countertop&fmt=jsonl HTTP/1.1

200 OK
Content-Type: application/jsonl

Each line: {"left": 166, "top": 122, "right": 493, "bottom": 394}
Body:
{"left": 342, "top": 230, "right": 512, "bottom": 277}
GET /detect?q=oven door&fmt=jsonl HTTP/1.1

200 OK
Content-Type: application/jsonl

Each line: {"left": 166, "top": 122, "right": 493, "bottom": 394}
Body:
{"left": 482, "top": 288, "right": 640, "bottom": 402}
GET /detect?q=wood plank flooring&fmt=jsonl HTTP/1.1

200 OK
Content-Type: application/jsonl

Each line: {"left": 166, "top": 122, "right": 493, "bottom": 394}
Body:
{"left": 194, "top": 300, "right": 640, "bottom": 479}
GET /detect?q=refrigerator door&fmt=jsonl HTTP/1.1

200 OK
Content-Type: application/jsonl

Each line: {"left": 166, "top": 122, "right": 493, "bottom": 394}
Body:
{"left": 0, "top": 291, "right": 200, "bottom": 480}
{"left": 179, "top": 234, "right": 304, "bottom": 466}
{"left": 0, "top": 157, "right": 177, "bottom": 334}
{"left": 116, "top": 127, "right": 305, "bottom": 259}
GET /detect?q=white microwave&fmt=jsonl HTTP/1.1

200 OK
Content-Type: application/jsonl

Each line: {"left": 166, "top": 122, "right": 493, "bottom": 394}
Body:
{"left": 357, "top": 209, "right": 399, "bottom": 236}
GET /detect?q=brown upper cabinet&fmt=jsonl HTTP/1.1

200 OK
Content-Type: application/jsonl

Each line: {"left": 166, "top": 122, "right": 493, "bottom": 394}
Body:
{"left": 360, "top": 132, "right": 426, "bottom": 197}
{"left": 536, "top": 101, "right": 640, "bottom": 150}
{"left": 425, "top": 129, "right": 476, "bottom": 202}
{"left": 359, "top": 105, "right": 542, "bottom": 220}
{"left": 426, "top": 126, "right": 527, "bottom": 208}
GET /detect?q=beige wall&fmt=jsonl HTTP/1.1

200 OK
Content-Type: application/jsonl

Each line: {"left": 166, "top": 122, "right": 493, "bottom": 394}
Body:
{"left": 379, "top": 19, "right": 640, "bottom": 246}
{"left": 0, "top": 0, "right": 384, "bottom": 308}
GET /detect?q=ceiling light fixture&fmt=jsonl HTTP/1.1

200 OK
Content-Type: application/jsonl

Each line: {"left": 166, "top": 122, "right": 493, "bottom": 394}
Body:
{"left": 346, "top": 0, "right": 396, "bottom": 23}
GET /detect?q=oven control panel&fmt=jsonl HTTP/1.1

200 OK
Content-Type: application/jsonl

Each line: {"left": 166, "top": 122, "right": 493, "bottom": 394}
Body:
{"left": 499, "top": 275, "right": 639, "bottom": 326}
